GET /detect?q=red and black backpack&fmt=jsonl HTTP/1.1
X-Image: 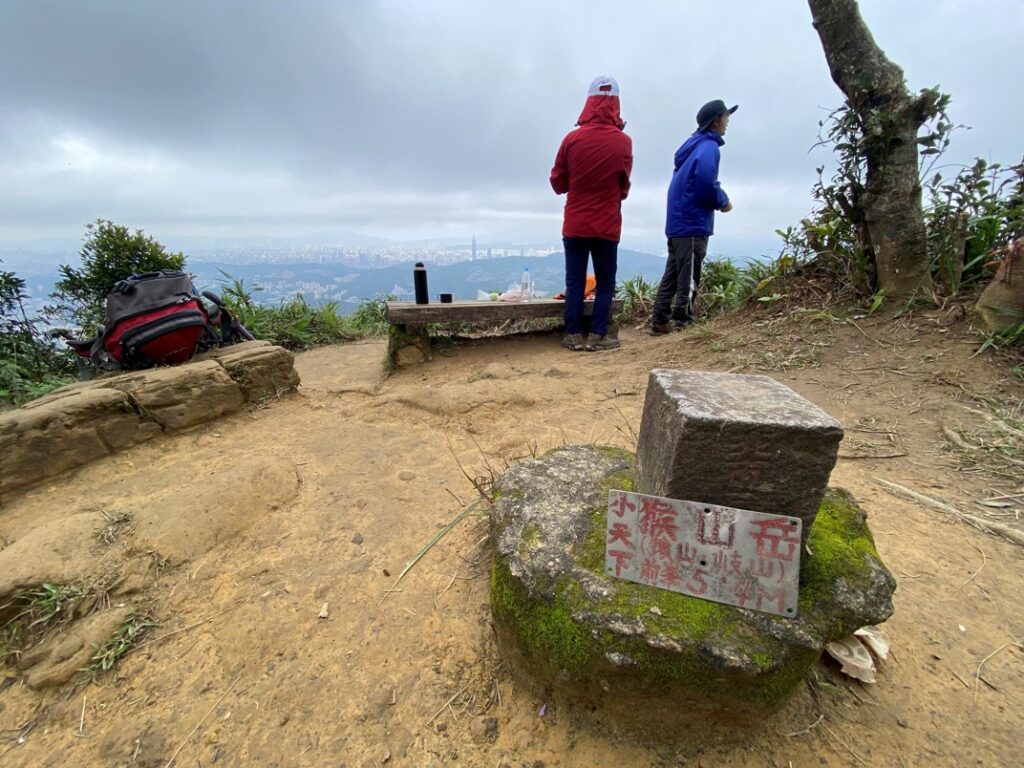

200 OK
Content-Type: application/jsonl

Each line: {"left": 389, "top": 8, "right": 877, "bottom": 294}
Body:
{"left": 69, "top": 270, "right": 252, "bottom": 373}
{"left": 99, "top": 270, "right": 210, "bottom": 367}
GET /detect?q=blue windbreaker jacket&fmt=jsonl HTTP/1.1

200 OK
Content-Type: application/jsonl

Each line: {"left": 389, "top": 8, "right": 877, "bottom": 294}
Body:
{"left": 665, "top": 130, "right": 729, "bottom": 238}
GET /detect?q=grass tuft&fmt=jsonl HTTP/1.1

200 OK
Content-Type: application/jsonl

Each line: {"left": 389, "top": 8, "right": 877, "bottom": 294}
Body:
{"left": 80, "top": 614, "right": 158, "bottom": 681}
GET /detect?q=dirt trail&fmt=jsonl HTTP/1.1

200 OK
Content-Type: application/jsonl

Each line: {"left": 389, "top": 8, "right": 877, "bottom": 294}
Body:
{"left": 1, "top": 311, "right": 1023, "bottom": 767}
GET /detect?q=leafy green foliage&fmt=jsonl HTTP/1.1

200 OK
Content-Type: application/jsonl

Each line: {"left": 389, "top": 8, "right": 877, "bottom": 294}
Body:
{"left": 615, "top": 275, "right": 657, "bottom": 322}
{"left": 926, "top": 158, "right": 1024, "bottom": 294}
{"left": 698, "top": 259, "right": 750, "bottom": 315}
{"left": 976, "top": 320, "right": 1024, "bottom": 356}
{"left": 82, "top": 614, "right": 158, "bottom": 679}
{"left": 773, "top": 99, "right": 1021, "bottom": 306}
{"left": 1, "top": 262, "right": 74, "bottom": 407}
{"left": 51, "top": 219, "right": 186, "bottom": 335}
{"left": 217, "top": 271, "right": 391, "bottom": 350}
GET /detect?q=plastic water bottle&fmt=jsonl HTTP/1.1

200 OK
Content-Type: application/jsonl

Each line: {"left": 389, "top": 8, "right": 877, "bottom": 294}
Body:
{"left": 521, "top": 267, "right": 531, "bottom": 302}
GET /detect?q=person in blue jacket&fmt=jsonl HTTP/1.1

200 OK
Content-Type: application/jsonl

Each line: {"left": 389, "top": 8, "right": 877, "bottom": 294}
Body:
{"left": 651, "top": 99, "right": 737, "bottom": 333}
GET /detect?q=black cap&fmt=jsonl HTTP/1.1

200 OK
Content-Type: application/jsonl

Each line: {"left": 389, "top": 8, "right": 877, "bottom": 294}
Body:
{"left": 697, "top": 100, "right": 738, "bottom": 131}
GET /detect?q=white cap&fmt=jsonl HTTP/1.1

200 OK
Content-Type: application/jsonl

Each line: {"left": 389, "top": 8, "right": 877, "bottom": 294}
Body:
{"left": 587, "top": 75, "right": 619, "bottom": 97}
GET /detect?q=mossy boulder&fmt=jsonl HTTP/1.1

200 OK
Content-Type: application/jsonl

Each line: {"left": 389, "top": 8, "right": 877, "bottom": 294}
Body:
{"left": 489, "top": 444, "right": 895, "bottom": 735}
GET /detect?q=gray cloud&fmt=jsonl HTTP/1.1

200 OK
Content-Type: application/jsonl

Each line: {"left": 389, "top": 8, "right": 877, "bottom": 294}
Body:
{"left": 1, "top": 0, "right": 1021, "bottom": 254}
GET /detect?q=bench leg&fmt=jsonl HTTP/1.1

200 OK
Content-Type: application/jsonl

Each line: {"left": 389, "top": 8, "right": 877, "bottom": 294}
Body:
{"left": 387, "top": 323, "right": 432, "bottom": 368}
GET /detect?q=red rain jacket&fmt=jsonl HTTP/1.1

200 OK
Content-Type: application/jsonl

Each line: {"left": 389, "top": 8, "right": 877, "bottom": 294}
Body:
{"left": 550, "top": 95, "right": 633, "bottom": 242}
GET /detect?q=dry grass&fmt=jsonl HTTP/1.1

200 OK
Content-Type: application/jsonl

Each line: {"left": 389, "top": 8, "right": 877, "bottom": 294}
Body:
{"left": 946, "top": 395, "right": 1024, "bottom": 481}
{"left": 94, "top": 510, "right": 134, "bottom": 546}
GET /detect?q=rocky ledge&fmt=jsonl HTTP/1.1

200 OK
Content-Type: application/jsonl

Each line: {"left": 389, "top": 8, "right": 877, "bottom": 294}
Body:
{"left": 0, "top": 341, "right": 300, "bottom": 501}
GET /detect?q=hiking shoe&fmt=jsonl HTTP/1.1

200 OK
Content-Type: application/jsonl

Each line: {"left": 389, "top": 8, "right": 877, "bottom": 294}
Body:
{"left": 585, "top": 335, "right": 621, "bottom": 351}
{"left": 561, "top": 333, "right": 585, "bottom": 351}
{"left": 649, "top": 322, "right": 672, "bottom": 336}
{"left": 672, "top": 320, "right": 692, "bottom": 332}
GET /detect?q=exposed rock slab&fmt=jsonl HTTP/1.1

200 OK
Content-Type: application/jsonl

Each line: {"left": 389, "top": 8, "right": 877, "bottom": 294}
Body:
{"left": 0, "top": 342, "right": 300, "bottom": 500}
{"left": 17, "top": 606, "right": 131, "bottom": 689}
{"left": 0, "top": 512, "right": 105, "bottom": 600}
{"left": 636, "top": 369, "right": 844, "bottom": 541}
{"left": 490, "top": 445, "right": 895, "bottom": 735}
{"left": 133, "top": 457, "right": 299, "bottom": 562}
{"left": 202, "top": 341, "right": 301, "bottom": 401}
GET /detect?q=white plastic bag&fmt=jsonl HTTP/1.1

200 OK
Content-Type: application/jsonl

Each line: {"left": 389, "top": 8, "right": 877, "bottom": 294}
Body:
{"left": 498, "top": 282, "right": 528, "bottom": 302}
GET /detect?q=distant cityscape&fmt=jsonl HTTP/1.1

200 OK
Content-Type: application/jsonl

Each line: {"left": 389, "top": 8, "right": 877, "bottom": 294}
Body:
{"left": 4, "top": 239, "right": 667, "bottom": 317}
{"left": 190, "top": 236, "right": 563, "bottom": 268}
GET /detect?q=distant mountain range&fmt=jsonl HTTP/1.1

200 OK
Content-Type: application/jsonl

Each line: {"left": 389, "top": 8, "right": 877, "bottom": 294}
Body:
{"left": 7, "top": 249, "right": 670, "bottom": 314}
{"left": 188, "top": 250, "right": 669, "bottom": 308}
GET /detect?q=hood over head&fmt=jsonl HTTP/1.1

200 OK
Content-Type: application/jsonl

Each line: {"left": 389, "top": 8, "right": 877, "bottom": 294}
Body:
{"left": 673, "top": 130, "right": 725, "bottom": 171}
{"left": 576, "top": 75, "right": 625, "bottom": 129}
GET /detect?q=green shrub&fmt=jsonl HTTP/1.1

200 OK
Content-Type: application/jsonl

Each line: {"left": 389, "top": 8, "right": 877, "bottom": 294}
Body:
{"left": 615, "top": 275, "right": 657, "bottom": 322}
{"left": 926, "top": 158, "right": 1024, "bottom": 295}
{"left": 216, "top": 272, "right": 391, "bottom": 350}
{"left": 1, "top": 264, "right": 74, "bottom": 407}
{"left": 51, "top": 220, "right": 186, "bottom": 335}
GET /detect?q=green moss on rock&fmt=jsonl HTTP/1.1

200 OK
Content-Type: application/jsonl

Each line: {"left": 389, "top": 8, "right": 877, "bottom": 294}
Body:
{"left": 491, "top": 560, "right": 595, "bottom": 677}
{"left": 489, "top": 454, "right": 893, "bottom": 717}
{"left": 803, "top": 488, "right": 881, "bottom": 595}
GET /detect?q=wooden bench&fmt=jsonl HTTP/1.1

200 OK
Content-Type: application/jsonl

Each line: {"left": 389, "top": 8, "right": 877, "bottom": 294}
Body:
{"left": 385, "top": 298, "right": 622, "bottom": 365}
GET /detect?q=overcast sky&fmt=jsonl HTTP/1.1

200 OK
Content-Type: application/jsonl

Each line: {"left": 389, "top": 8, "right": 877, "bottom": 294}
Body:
{"left": 1, "top": 0, "right": 1021, "bottom": 259}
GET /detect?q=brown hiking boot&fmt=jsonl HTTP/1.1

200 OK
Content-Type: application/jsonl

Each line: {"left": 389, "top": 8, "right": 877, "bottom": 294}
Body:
{"left": 585, "top": 335, "right": 621, "bottom": 351}
{"left": 649, "top": 322, "right": 671, "bottom": 336}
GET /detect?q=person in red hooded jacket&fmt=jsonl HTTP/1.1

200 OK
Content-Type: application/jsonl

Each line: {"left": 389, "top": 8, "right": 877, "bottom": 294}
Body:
{"left": 550, "top": 75, "right": 633, "bottom": 351}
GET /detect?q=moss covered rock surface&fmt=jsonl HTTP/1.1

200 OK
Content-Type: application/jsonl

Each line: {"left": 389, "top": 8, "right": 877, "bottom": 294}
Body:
{"left": 489, "top": 444, "right": 895, "bottom": 732}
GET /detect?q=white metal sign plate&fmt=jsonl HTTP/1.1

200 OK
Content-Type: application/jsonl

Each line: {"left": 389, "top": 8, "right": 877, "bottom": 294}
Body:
{"left": 605, "top": 490, "right": 802, "bottom": 617}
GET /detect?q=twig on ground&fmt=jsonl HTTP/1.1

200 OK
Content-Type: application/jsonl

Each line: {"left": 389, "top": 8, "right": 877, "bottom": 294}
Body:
{"left": 981, "top": 492, "right": 1024, "bottom": 502}
{"left": 77, "top": 694, "right": 86, "bottom": 737}
{"left": 821, "top": 723, "right": 872, "bottom": 767}
{"left": 873, "top": 477, "right": 1024, "bottom": 547}
{"left": 941, "top": 425, "right": 968, "bottom": 449}
{"left": 838, "top": 452, "right": 908, "bottom": 460}
{"left": 973, "top": 643, "right": 1022, "bottom": 701}
{"left": 846, "top": 319, "right": 887, "bottom": 349}
{"left": 610, "top": 401, "right": 638, "bottom": 445}
{"left": 427, "top": 682, "right": 470, "bottom": 725}
{"left": 136, "top": 608, "right": 233, "bottom": 650}
{"left": 948, "top": 666, "right": 972, "bottom": 689}
{"left": 164, "top": 675, "right": 241, "bottom": 768}
{"left": 961, "top": 539, "right": 987, "bottom": 588}
{"left": 379, "top": 500, "right": 484, "bottom": 606}
{"left": 787, "top": 713, "right": 824, "bottom": 738}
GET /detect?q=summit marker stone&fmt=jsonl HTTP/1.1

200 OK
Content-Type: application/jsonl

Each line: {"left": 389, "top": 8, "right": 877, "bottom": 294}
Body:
{"left": 635, "top": 370, "right": 844, "bottom": 539}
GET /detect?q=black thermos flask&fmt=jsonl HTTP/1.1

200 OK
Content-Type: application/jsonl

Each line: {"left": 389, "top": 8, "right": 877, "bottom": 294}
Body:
{"left": 414, "top": 262, "right": 429, "bottom": 304}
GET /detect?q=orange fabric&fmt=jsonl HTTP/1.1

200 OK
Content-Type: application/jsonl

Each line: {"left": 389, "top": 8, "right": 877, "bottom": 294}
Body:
{"left": 555, "top": 274, "right": 598, "bottom": 301}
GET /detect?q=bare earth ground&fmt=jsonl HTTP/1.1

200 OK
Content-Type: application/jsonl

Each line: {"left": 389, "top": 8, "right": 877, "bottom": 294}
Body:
{"left": 2, "top": 307, "right": 1023, "bottom": 767}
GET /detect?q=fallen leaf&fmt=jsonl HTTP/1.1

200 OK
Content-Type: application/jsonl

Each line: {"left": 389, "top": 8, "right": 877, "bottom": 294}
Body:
{"left": 854, "top": 625, "right": 891, "bottom": 660}
{"left": 825, "top": 636, "right": 876, "bottom": 683}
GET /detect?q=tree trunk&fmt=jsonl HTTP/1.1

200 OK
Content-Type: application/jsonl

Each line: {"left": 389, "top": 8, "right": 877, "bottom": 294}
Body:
{"left": 807, "top": 0, "right": 932, "bottom": 298}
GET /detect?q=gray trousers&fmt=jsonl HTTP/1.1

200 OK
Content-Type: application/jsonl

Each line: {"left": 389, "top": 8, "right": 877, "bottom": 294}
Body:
{"left": 652, "top": 236, "right": 709, "bottom": 325}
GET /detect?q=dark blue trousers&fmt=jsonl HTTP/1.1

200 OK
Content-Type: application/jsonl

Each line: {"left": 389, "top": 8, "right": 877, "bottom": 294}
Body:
{"left": 563, "top": 236, "right": 617, "bottom": 337}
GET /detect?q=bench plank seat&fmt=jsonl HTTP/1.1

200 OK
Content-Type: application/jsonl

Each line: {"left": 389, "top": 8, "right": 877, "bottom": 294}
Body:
{"left": 385, "top": 298, "right": 619, "bottom": 324}
{"left": 384, "top": 298, "right": 622, "bottom": 367}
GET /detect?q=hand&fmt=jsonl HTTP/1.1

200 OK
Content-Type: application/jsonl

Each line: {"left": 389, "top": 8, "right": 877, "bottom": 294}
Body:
{"left": 721, "top": 202, "right": 734, "bottom": 213}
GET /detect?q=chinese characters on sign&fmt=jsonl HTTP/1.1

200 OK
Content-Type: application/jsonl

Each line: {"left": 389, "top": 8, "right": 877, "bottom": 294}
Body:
{"left": 605, "top": 490, "right": 802, "bottom": 617}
